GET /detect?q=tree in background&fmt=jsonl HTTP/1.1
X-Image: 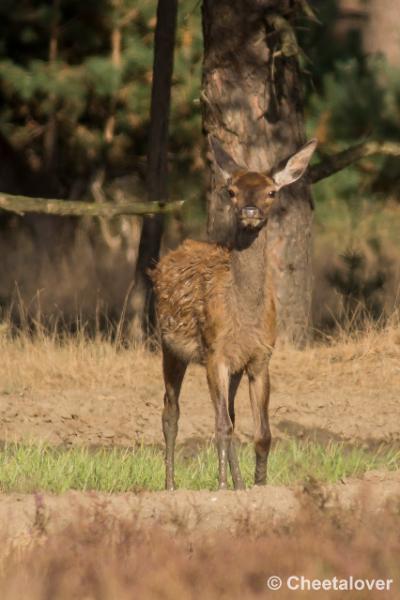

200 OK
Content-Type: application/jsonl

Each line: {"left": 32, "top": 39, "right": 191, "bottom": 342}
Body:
{"left": 130, "top": 0, "right": 178, "bottom": 342}
{"left": 203, "top": 0, "right": 316, "bottom": 346}
{"left": 0, "top": 0, "right": 400, "bottom": 336}
{"left": 0, "top": 0, "right": 203, "bottom": 327}
{"left": 0, "top": 0, "right": 202, "bottom": 196}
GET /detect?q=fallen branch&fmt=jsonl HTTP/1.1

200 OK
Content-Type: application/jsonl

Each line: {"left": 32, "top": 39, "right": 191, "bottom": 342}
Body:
{"left": 4, "top": 140, "right": 398, "bottom": 216}
{"left": 308, "top": 141, "right": 400, "bottom": 184}
{"left": 0, "top": 193, "right": 184, "bottom": 218}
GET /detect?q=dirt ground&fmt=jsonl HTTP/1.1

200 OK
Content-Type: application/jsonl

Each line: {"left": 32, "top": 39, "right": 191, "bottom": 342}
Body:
{"left": 0, "top": 469, "right": 399, "bottom": 540}
{"left": 1, "top": 473, "right": 399, "bottom": 600}
{"left": 1, "top": 328, "right": 399, "bottom": 448}
{"left": 1, "top": 328, "right": 399, "bottom": 598}
{"left": 1, "top": 373, "right": 399, "bottom": 449}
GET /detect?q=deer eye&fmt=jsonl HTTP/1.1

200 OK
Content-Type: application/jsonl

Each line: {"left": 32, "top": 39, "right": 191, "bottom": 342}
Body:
{"left": 267, "top": 190, "right": 276, "bottom": 198}
{"left": 228, "top": 188, "right": 236, "bottom": 198}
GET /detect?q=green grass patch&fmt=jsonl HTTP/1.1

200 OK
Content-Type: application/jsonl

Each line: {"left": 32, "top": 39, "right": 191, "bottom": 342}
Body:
{"left": 0, "top": 441, "right": 399, "bottom": 493}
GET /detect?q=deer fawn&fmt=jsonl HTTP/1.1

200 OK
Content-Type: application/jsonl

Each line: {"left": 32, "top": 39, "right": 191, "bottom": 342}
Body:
{"left": 151, "top": 137, "right": 317, "bottom": 490}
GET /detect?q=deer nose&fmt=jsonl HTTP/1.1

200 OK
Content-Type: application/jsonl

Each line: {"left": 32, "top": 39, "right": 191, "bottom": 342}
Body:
{"left": 240, "top": 206, "right": 261, "bottom": 219}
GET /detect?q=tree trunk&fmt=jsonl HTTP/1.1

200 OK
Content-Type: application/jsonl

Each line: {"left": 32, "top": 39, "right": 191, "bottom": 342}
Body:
{"left": 130, "top": 0, "right": 178, "bottom": 342}
{"left": 202, "top": 0, "right": 313, "bottom": 346}
{"left": 44, "top": 0, "right": 60, "bottom": 175}
{"left": 339, "top": 0, "right": 400, "bottom": 66}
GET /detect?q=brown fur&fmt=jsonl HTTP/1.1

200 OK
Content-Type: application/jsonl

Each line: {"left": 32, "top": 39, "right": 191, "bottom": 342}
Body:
{"left": 151, "top": 235, "right": 276, "bottom": 371}
{"left": 151, "top": 137, "right": 317, "bottom": 491}
{"left": 150, "top": 173, "right": 277, "bottom": 491}
{"left": 151, "top": 172, "right": 278, "bottom": 371}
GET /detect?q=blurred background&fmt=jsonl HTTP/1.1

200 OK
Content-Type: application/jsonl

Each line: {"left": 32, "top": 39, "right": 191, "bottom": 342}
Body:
{"left": 0, "top": 0, "right": 399, "bottom": 334}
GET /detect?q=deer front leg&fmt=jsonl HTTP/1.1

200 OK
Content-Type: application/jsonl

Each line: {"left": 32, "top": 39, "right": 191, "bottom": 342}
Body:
{"left": 206, "top": 356, "right": 241, "bottom": 490}
{"left": 162, "top": 346, "right": 187, "bottom": 491}
{"left": 247, "top": 359, "right": 271, "bottom": 486}
{"left": 228, "top": 370, "right": 245, "bottom": 490}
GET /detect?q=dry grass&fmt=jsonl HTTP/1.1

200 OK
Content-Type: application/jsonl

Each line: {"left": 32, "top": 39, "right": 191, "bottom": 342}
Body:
{"left": 0, "top": 509, "right": 399, "bottom": 599}
{"left": 0, "top": 323, "right": 152, "bottom": 394}
{"left": 0, "top": 313, "right": 399, "bottom": 450}
{"left": 2, "top": 200, "right": 400, "bottom": 333}
{"left": 273, "top": 316, "right": 400, "bottom": 398}
{"left": 312, "top": 199, "right": 400, "bottom": 328}
{"left": 0, "top": 317, "right": 399, "bottom": 598}
{"left": 1, "top": 314, "right": 399, "bottom": 397}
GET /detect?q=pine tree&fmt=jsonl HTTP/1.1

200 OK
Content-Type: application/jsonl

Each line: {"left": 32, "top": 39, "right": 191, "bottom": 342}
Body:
{"left": 0, "top": 0, "right": 203, "bottom": 196}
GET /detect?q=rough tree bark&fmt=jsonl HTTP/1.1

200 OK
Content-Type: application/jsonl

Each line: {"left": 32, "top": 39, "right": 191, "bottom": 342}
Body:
{"left": 202, "top": 0, "right": 314, "bottom": 346}
{"left": 130, "top": 0, "right": 178, "bottom": 342}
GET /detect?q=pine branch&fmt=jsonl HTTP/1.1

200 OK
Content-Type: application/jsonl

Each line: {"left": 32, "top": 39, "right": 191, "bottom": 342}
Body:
{"left": 0, "top": 193, "right": 183, "bottom": 218}
{"left": 308, "top": 141, "right": 400, "bottom": 184}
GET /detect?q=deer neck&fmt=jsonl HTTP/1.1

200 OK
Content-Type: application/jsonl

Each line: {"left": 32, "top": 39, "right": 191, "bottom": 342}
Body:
{"left": 230, "top": 225, "right": 268, "bottom": 311}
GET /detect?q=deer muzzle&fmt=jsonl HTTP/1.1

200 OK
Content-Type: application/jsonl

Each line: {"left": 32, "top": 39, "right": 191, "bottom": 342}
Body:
{"left": 239, "top": 205, "right": 264, "bottom": 228}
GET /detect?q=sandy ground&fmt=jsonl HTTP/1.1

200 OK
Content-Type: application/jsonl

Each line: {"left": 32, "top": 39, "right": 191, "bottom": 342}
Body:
{"left": 1, "top": 334, "right": 399, "bottom": 448}
{"left": 0, "top": 327, "right": 399, "bottom": 595}
{"left": 1, "top": 375, "right": 399, "bottom": 449}
{"left": 1, "top": 470, "right": 399, "bottom": 540}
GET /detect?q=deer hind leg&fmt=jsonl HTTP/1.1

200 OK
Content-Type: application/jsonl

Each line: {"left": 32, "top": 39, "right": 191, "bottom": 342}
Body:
{"left": 247, "top": 359, "right": 271, "bottom": 486}
{"left": 162, "top": 345, "right": 187, "bottom": 491}
{"left": 207, "top": 357, "right": 244, "bottom": 490}
{"left": 228, "top": 370, "right": 245, "bottom": 490}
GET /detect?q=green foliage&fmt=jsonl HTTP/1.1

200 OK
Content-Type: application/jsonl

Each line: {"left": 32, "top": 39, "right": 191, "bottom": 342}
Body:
{"left": 327, "top": 248, "right": 386, "bottom": 324}
{"left": 0, "top": 440, "right": 398, "bottom": 492}
{"left": 0, "top": 0, "right": 399, "bottom": 208}
{"left": 300, "top": 0, "right": 400, "bottom": 205}
{"left": 85, "top": 57, "right": 122, "bottom": 97}
{"left": 0, "top": 0, "right": 203, "bottom": 193}
{"left": 312, "top": 166, "right": 363, "bottom": 208}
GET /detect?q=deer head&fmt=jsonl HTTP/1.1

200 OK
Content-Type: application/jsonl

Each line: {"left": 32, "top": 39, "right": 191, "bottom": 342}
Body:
{"left": 210, "top": 137, "right": 317, "bottom": 230}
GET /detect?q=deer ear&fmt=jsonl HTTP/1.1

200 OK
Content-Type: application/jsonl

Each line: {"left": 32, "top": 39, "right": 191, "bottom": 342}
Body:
{"left": 209, "top": 136, "right": 244, "bottom": 182}
{"left": 272, "top": 139, "right": 317, "bottom": 190}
